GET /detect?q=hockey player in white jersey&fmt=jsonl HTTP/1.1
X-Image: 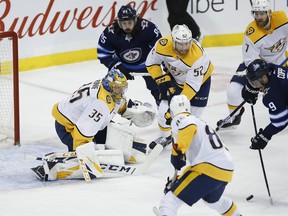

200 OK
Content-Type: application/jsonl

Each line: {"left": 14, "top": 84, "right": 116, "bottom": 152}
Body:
{"left": 146, "top": 24, "right": 214, "bottom": 149}
{"left": 156, "top": 95, "right": 241, "bottom": 216}
{"left": 31, "top": 69, "right": 156, "bottom": 181}
{"left": 217, "top": 0, "right": 288, "bottom": 129}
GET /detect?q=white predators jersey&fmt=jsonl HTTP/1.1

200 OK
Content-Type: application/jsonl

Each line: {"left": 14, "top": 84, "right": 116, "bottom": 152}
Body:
{"left": 146, "top": 36, "right": 214, "bottom": 100}
{"left": 242, "top": 11, "right": 288, "bottom": 66}
{"left": 171, "top": 113, "right": 234, "bottom": 182}
{"left": 52, "top": 80, "right": 126, "bottom": 147}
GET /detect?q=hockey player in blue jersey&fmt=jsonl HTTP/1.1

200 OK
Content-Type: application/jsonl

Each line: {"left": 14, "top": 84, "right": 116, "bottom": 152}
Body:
{"left": 243, "top": 59, "right": 288, "bottom": 150}
{"left": 97, "top": 5, "right": 162, "bottom": 105}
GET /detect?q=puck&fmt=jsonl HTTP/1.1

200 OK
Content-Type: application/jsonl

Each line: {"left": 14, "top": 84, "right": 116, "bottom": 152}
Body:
{"left": 246, "top": 195, "right": 254, "bottom": 201}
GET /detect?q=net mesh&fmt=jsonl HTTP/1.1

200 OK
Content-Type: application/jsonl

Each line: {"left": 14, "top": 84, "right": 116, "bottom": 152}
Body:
{"left": 0, "top": 36, "right": 15, "bottom": 142}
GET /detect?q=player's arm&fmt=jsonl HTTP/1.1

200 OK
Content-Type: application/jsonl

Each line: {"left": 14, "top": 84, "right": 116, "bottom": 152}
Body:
{"left": 250, "top": 105, "right": 287, "bottom": 150}
{"left": 145, "top": 21, "right": 162, "bottom": 48}
{"left": 97, "top": 29, "right": 117, "bottom": 69}
{"left": 171, "top": 117, "right": 197, "bottom": 170}
{"left": 242, "top": 36, "right": 260, "bottom": 66}
{"left": 146, "top": 45, "right": 164, "bottom": 79}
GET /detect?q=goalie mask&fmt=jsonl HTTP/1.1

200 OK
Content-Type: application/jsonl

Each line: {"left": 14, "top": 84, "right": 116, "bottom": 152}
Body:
{"left": 171, "top": 24, "right": 192, "bottom": 56}
{"left": 102, "top": 69, "right": 128, "bottom": 104}
{"left": 117, "top": 5, "right": 137, "bottom": 34}
{"left": 170, "top": 95, "right": 191, "bottom": 118}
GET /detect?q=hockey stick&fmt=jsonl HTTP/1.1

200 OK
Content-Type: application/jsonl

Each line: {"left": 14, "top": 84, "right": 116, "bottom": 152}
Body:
{"left": 250, "top": 105, "right": 273, "bottom": 205}
{"left": 130, "top": 72, "right": 151, "bottom": 76}
{"left": 215, "top": 101, "right": 246, "bottom": 131}
{"left": 279, "top": 57, "right": 288, "bottom": 67}
{"left": 152, "top": 169, "right": 178, "bottom": 216}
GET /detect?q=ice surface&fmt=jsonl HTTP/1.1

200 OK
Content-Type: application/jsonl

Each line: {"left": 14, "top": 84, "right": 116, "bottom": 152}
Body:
{"left": 0, "top": 46, "right": 287, "bottom": 216}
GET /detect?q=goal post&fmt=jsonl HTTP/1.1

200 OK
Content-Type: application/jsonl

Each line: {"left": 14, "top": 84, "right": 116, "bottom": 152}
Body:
{"left": 0, "top": 31, "right": 20, "bottom": 146}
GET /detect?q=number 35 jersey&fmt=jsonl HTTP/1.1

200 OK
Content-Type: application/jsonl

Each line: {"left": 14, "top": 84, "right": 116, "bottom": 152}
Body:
{"left": 52, "top": 80, "right": 126, "bottom": 147}
{"left": 171, "top": 113, "right": 234, "bottom": 182}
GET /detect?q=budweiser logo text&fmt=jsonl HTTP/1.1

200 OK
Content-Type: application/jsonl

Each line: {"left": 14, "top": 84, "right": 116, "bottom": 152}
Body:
{"left": 0, "top": 0, "right": 158, "bottom": 39}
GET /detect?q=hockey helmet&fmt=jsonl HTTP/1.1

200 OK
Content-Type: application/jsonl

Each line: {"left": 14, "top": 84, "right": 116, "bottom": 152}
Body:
{"left": 251, "top": 0, "right": 271, "bottom": 12}
{"left": 102, "top": 69, "right": 128, "bottom": 104}
{"left": 246, "top": 59, "right": 270, "bottom": 88}
{"left": 171, "top": 24, "right": 192, "bottom": 55}
{"left": 170, "top": 95, "right": 191, "bottom": 118}
{"left": 117, "top": 5, "right": 137, "bottom": 21}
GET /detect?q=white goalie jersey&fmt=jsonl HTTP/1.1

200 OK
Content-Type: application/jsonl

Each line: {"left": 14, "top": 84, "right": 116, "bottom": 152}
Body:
{"left": 52, "top": 80, "right": 126, "bottom": 147}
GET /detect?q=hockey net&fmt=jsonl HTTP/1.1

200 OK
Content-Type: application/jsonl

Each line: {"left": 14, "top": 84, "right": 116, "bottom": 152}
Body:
{"left": 0, "top": 31, "right": 20, "bottom": 145}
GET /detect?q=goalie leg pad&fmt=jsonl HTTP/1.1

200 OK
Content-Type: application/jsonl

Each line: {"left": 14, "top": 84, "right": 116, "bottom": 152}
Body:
{"left": 38, "top": 156, "right": 82, "bottom": 181}
{"left": 105, "top": 122, "right": 135, "bottom": 163}
{"left": 76, "top": 142, "right": 103, "bottom": 181}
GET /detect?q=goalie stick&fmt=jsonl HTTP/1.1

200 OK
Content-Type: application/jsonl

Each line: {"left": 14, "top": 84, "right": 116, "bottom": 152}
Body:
{"left": 25, "top": 144, "right": 163, "bottom": 177}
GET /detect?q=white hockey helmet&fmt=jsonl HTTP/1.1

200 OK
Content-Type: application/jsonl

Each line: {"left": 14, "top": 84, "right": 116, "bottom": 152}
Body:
{"left": 170, "top": 95, "right": 191, "bottom": 118}
{"left": 171, "top": 24, "right": 192, "bottom": 55}
{"left": 251, "top": 0, "right": 271, "bottom": 12}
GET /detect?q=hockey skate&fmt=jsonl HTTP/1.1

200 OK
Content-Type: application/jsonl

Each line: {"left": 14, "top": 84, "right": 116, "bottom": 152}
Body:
{"left": 217, "top": 107, "right": 245, "bottom": 130}
{"left": 31, "top": 165, "right": 48, "bottom": 181}
{"left": 149, "top": 135, "right": 172, "bottom": 150}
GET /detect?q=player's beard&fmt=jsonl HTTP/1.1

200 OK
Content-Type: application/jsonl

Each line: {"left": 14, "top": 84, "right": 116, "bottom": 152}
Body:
{"left": 256, "top": 18, "right": 269, "bottom": 29}
{"left": 123, "top": 28, "right": 133, "bottom": 34}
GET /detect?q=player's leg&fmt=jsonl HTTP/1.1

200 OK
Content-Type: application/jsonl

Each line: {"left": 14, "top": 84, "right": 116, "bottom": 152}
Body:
{"left": 190, "top": 77, "right": 211, "bottom": 118}
{"left": 166, "top": 0, "right": 201, "bottom": 41}
{"left": 203, "top": 190, "right": 242, "bottom": 216}
{"left": 54, "top": 120, "right": 74, "bottom": 151}
{"left": 143, "top": 75, "right": 161, "bottom": 106}
{"left": 149, "top": 99, "right": 172, "bottom": 149}
{"left": 217, "top": 73, "right": 247, "bottom": 129}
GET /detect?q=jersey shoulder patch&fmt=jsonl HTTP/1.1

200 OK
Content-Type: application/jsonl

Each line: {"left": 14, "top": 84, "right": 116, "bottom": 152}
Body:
{"left": 155, "top": 36, "right": 174, "bottom": 56}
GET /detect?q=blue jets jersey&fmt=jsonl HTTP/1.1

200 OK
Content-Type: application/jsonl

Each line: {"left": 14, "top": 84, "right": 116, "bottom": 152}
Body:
{"left": 262, "top": 64, "right": 288, "bottom": 138}
{"left": 97, "top": 18, "right": 162, "bottom": 72}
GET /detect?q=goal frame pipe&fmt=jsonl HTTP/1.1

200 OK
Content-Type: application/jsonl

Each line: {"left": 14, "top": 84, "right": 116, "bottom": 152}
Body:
{"left": 0, "top": 31, "right": 20, "bottom": 145}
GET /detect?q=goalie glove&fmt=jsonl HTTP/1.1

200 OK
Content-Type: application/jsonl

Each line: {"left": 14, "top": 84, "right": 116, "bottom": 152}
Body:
{"left": 121, "top": 100, "right": 156, "bottom": 127}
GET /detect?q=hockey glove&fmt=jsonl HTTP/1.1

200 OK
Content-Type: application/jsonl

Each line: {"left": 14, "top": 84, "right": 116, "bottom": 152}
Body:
{"left": 241, "top": 83, "right": 259, "bottom": 105}
{"left": 111, "top": 62, "right": 134, "bottom": 80}
{"left": 155, "top": 74, "right": 175, "bottom": 101}
{"left": 171, "top": 143, "right": 186, "bottom": 170}
{"left": 250, "top": 128, "right": 271, "bottom": 150}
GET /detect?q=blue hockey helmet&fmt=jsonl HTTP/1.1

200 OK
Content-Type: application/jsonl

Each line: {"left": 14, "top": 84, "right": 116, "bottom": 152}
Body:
{"left": 117, "top": 5, "right": 137, "bottom": 21}
{"left": 246, "top": 59, "right": 270, "bottom": 88}
{"left": 102, "top": 69, "right": 128, "bottom": 104}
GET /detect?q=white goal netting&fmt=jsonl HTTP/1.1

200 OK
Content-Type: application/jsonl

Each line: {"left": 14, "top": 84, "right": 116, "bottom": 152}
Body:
{"left": 0, "top": 32, "right": 19, "bottom": 145}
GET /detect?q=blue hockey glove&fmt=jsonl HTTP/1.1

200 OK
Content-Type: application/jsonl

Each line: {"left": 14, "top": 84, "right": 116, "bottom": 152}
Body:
{"left": 250, "top": 129, "right": 270, "bottom": 150}
{"left": 241, "top": 83, "right": 259, "bottom": 105}
{"left": 155, "top": 74, "right": 175, "bottom": 101}
{"left": 171, "top": 143, "right": 186, "bottom": 170}
{"left": 164, "top": 108, "right": 172, "bottom": 125}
